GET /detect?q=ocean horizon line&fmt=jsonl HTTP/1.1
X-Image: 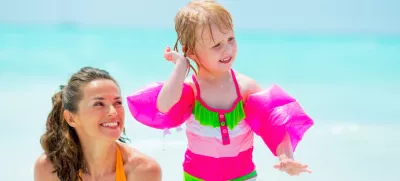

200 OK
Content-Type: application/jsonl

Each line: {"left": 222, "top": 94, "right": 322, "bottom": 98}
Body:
{"left": 1, "top": 23, "right": 400, "bottom": 39}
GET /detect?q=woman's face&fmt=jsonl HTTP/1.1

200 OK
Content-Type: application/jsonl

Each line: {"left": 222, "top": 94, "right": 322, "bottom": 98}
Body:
{"left": 69, "top": 79, "right": 125, "bottom": 142}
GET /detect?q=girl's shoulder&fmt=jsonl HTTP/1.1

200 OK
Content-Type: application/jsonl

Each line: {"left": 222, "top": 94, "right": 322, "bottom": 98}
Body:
{"left": 233, "top": 71, "right": 262, "bottom": 102}
{"left": 184, "top": 76, "right": 198, "bottom": 97}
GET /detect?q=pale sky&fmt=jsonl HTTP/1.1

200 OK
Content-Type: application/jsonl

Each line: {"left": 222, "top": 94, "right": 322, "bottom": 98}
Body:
{"left": 0, "top": 0, "right": 399, "bottom": 34}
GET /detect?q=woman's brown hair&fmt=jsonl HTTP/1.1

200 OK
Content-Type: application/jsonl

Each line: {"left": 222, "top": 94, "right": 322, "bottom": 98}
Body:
{"left": 39, "top": 66, "right": 129, "bottom": 181}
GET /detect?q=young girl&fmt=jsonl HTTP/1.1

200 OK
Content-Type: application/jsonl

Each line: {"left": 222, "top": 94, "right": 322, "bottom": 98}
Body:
{"left": 127, "top": 0, "right": 314, "bottom": 180}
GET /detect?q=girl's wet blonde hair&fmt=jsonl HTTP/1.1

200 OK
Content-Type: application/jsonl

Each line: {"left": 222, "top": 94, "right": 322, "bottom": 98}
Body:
{"left": 173, "top": 0, "right": 233, "bottom": 76}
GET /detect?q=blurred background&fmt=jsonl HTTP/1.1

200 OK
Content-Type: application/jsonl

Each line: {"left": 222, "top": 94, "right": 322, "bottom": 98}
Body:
{"left": 0, "top": 0, "right": 399, "bottom": 180}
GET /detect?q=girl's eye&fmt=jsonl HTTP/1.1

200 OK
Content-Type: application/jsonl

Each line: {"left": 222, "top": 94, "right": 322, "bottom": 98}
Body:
{"left": 213, "top": 43, "right": 220, "bottom": 48}
{"left": 228, "top": 37, "right": 235, "bottom": 41}
{"left": 115, "top": 101, "right": 123, "bottom": 106}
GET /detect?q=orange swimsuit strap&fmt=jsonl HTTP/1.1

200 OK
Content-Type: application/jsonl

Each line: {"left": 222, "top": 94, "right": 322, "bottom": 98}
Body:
{"left": 78, "top": 144, "right": 126, "bottom": 181}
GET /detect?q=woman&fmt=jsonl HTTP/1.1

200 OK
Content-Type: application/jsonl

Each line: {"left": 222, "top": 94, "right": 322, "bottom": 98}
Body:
{"left": 34, "top": 67, "right": 162, "bottom": 181}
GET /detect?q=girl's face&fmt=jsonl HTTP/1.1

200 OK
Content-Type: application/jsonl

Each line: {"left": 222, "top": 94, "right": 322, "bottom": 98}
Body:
{"left": 190, "top": 22, "right": 237, "bottom": 73}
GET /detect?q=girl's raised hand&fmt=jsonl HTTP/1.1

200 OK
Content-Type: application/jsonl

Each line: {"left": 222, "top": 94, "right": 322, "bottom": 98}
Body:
{"left": 164, "top": 46, "right": 186, "bottom": 64}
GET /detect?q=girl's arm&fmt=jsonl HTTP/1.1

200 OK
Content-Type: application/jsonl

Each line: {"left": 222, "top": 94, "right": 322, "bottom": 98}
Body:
{"left": 276, "top": 132, "right": 294, "bottom": 160}
{"left": 246, "top": 78, "right": 295, "bottom": 159}
{"left": 243, "top": 77, "right": 314, "bottom": 157}
{"left": 157, "top": 59, "right": 188, "bottom": 113}
{"left": 126, "top": 48, "right": 194, "bottom": 130}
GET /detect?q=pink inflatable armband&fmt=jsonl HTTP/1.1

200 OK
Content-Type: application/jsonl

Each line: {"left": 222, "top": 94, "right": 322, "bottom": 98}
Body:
{"left": 126, "top": 82, "right": 194, "bottom": 130}
{"left": 244, "top": 84, "right": 314, "bottom": 156}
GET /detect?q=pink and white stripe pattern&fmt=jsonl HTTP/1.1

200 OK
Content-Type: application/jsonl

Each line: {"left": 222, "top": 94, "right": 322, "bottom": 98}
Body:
{"left": 183, "top": 115, "right": 257, "bottom": 180}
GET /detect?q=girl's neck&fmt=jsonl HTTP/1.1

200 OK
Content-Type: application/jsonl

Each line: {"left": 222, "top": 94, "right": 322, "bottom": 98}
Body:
{"left": 197, "top": 68, "right": 231, "bottom": 84}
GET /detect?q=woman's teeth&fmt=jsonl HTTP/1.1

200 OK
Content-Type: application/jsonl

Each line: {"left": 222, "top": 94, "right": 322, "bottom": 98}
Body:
{"left": 101, "top": 122, "right": 119, "bottom": 127}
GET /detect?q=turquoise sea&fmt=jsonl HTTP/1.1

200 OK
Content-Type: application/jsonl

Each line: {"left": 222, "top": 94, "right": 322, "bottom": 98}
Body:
{"left": 0, "top": 25, "right": 399, "bottom": 180}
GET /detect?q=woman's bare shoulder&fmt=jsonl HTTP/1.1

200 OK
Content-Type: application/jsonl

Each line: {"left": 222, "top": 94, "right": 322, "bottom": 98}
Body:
{"left": 33, "top": 153, "right": 60, "bottom": 181}
{"left": 117, "top": 142, "right": 162, "bottom": 181}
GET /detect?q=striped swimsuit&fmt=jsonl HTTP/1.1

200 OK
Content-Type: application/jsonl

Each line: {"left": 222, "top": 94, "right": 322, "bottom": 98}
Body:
{"left": 183, "top": 69, "right": 257, "bottom": 181}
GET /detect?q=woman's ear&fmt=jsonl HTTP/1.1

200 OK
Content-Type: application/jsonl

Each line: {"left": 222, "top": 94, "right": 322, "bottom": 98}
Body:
{"left": 63, "top": 110, "right": 77, "bottom": 128}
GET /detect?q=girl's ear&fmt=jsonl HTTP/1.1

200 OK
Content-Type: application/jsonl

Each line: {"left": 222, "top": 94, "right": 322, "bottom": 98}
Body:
{"left": 182, "top": 45, "right": 187, "bottom": 53}
{"left": 183, "top": 46, "right": 196, "bottom": 60}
